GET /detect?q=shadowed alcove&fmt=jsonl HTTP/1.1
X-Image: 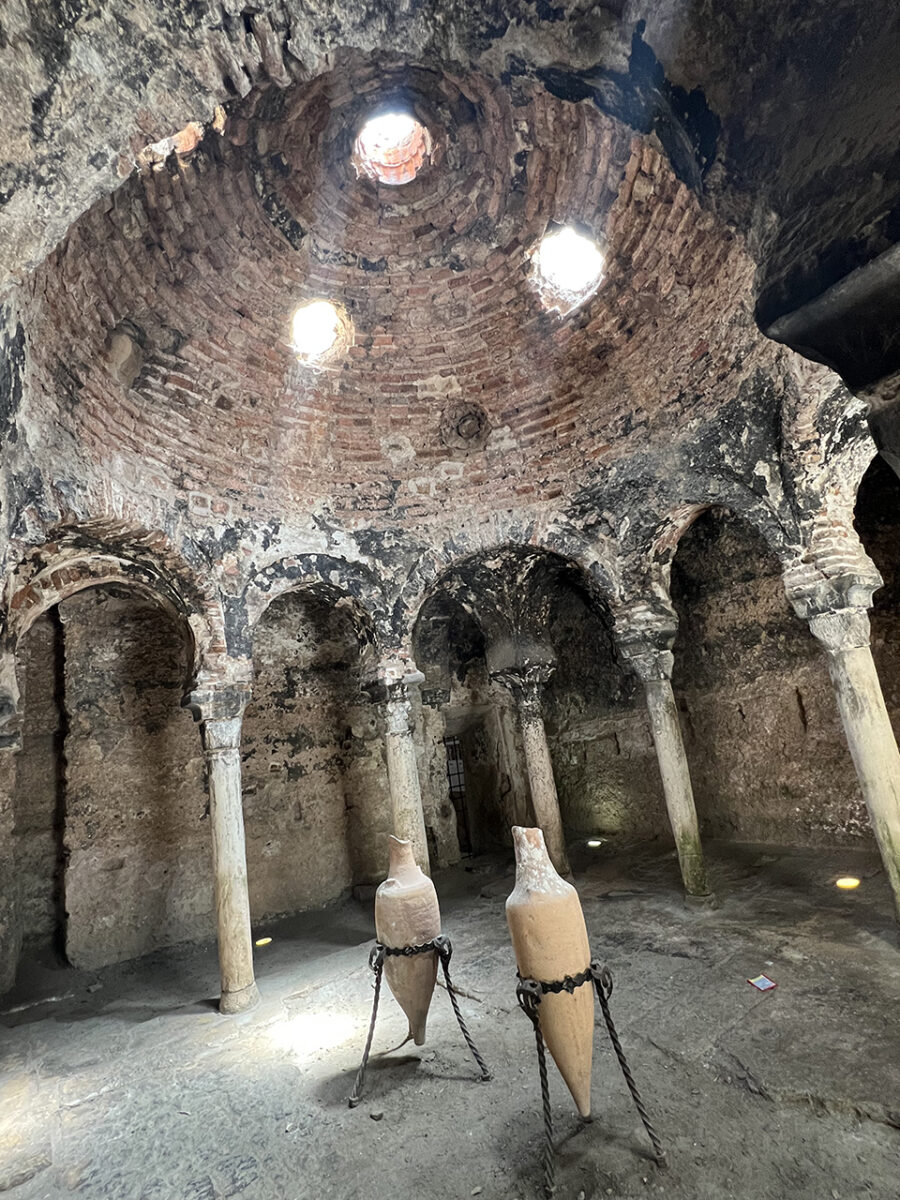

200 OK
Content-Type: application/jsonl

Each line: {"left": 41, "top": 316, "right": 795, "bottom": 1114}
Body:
{"left": 12, "top": 585, "right": 207, "bottom": 977}
{"left": 670, "top": 508, "right": 870, "bottom": 845}
{"left": 242, "top": 589, "right": 391, "bottom": 921}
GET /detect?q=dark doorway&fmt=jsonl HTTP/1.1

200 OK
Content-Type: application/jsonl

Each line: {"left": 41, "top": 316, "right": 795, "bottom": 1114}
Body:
{"left": 444, "top": 735, "right": 472, "bottom": 854}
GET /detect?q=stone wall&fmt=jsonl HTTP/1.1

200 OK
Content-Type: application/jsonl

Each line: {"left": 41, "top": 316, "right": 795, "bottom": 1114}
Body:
{"left": 60, "top": 587, "right": 211, "bottom": 970}
{"left": 545, "top": 581, "right": 668, "bottom": 842}
{"left": 670, "top": 508, "right": 873, "bottom": 846}
{"left": 241, "top": 591, "right": 391, "bottom": 920}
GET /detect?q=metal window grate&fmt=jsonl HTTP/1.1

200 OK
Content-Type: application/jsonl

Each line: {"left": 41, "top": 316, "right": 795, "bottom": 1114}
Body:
{"left": 444, "top": 735, "right": 466, "bottom": 798}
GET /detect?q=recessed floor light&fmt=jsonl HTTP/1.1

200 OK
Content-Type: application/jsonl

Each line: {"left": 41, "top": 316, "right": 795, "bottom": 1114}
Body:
{"left": 835, "top": 876, "right": 861, "bottom": 890}
{"left": 255, "top": 936, "right": 273, "bottom": 947}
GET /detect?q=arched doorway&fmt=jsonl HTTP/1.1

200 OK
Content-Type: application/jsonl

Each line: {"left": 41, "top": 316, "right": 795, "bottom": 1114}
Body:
{"left": 413, "top": 588, "right": 512, "bottom": 860}
{"left": 412, "top": 546, "right": 667, "bottom": 865}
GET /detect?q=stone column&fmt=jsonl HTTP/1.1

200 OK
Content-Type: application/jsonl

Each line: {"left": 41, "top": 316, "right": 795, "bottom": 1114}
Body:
{"left": 188, "top": 682, "right": 259, "bottom": 1014}
{"left": 369, "top": 662, "right": 430, "bottom": 874}
{"left": 493, "top": 663, "right": 571, "bottom": 878}
{"left": 488, "top": 696, "right": 531, "bottom": 831}
{"left": 618, "top": 636, "right": 712, "bottom": 900}
{"left": 804, "top": 604, "right": 900, "bottom": 920}
{"left": 0, "top": 668, "right": 22, "bottom": 995}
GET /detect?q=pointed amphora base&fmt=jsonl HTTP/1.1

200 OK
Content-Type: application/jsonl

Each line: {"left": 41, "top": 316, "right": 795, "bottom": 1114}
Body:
{"left": 374, "top": 835, "right": 441, "bottom": 1045}
{"left": 506, "top": 825, "right": 593, "bottom": 1117}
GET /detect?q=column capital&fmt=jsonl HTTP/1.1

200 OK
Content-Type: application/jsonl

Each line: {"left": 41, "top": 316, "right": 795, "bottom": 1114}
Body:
{"left": 0, "top": 687, "right": 21, "bottom": 752}
{"left": 0, "top": 650, "right": 21, "bottom": 751}
{"left": 785, "top": 571, "right": 879, "bottom": 653}
{"left": 612, "top": 597, "right": 678, "bottom": 683}
{"left": 785, "top": 570, "right": 882, "bottom": 624}
{"left": 185, "top": 681, "right": 252, "bottom": 726}
{"left": 617, "top": 640, "right": 675, "bottom": 683}
{"left": 807, "top": 607, "right": 871, "bottom": 654}
{"left": 491, "top": 661, "right": 555, "bottom": 713}
{"left": 362, "top": 656, "right": 424, "bottom": 707}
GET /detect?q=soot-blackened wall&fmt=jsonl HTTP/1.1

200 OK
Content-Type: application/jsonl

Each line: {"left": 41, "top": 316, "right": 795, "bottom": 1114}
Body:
{"left": 60, "top": 587, "right": 210, "bottom": 969}
{"left": 544, "top": 581, "right": 667, "bottom": 841}
{"left": 241, "top": 591, "right": 391, "bottom": 921}
{"left": 671, "top": 508, "right": 872, "bottom": 845}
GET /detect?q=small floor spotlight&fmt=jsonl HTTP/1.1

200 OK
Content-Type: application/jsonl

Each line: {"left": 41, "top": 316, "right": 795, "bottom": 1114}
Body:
{"left": 834, "top": 877, "right": 861, "bottom": 890}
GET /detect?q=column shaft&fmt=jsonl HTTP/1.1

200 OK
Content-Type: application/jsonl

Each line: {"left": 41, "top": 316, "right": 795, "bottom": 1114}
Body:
{"left": 384, "top": 695, "right": 430, "bottom": 873}
{"left": 615, "top": 620, "right": 712, "bottom": 903}
{"left": 201, "top": 713, "right": 258, "bottom": 1013}
{"left": 519, "top": 705, "right": 570, "bottom": 878}
{"left": 490, "top": 699, "right": 531, "bottom": 829}
{"left": 822, "top": 642, "right": 900, "bottom": 918}
{"left": 643, "top": 678, "right": 711, "bottom": 897}
{"left": 0, "top": 740, "right": 22, "bottom": 995}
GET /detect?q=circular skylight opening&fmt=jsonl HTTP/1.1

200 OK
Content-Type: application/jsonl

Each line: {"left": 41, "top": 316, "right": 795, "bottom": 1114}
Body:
{"left": 291, "top": 300, "right": 351, "bottom": 364}
{"left": 353, "top": 111, "right": 432, "bottom": 186}
{"left": 534, "top": 226, "right": 605, "bottom": 314}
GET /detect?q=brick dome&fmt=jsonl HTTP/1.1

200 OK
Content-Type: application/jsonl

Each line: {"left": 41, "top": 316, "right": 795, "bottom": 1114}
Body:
{"left": 21, "top": 54, "right": 766, "bottom": 534}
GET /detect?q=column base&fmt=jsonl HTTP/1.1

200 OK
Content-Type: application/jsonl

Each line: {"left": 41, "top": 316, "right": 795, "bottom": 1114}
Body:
{"left": 683, "top": 891, "right": 718, "bottom": 911}
{"left": 219, "top": 980, "right": 260, "bottom": 1014}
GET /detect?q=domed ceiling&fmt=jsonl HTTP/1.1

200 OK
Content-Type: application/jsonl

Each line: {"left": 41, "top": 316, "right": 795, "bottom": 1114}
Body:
{"left": 16, "top": 51, "right": 775, "bottom": 534}
{"left": 0, "top": 0, "right": 897, "bottom": 592}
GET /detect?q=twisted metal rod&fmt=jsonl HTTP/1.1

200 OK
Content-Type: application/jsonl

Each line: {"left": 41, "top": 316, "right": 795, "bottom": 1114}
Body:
{"left": 348, "top": 944, "right": 386, "bottom": 1107}
{"left": 517, "top": 979, "right": 556, "bottom": 1197}
{"left": 590, "top": 961, "right": 667, "bottom": 1167}
{"left": 435, "top": 935, "right": 492, "bottom": 1082}
{"left": 515, "top": 959, "right": 667, "bottom": 1195}
{"left": 349, "top": 934, "right": 491, "bottom": 1106}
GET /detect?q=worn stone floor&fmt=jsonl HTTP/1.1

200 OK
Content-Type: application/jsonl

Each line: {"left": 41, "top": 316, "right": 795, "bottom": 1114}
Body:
{"left": 1, "top": 839, "right": 899, "bottom": 1200}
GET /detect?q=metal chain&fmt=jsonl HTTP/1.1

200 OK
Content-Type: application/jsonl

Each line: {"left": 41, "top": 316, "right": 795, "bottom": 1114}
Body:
{"left": 516, "top": 978, "right": 557, "bottom": 1197}
{"left": 383, "top": 939, "right": 440, "bottom": 958}
{"left": 530, "top": 966, "right": 595, "bottom": 995}
{"left": 589, "top": 961, "right": 667, "bottom": 1167}
{"left": 348, "top": 944, "right": 386, "bottom": 1107}
{"left": 434, "top": 935, "right": 492, "bottom": 1082}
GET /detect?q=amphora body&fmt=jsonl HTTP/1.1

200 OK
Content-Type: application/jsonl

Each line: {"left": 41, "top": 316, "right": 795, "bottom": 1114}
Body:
{"left": 506, "top": 825, "right": 594, "bottom": 1117}
{"left": 374, "top": 835, "right": 441, "bottom": 1044}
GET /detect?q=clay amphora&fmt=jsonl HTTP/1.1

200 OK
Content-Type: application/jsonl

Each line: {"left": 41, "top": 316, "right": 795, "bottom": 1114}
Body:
{"left": 374, "top": 835, "right": 441, "bottom": 1045}
{"left": 506, "top": 825, "right": 594, "bottom": 1117}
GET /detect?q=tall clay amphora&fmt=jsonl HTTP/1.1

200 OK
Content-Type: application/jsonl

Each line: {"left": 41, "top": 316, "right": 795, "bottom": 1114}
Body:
{"left": 374, "top": 835, "right": 441, "bottom": 1045}
{"left": 506, "top": 825, "right": 594, "bottom": 1117}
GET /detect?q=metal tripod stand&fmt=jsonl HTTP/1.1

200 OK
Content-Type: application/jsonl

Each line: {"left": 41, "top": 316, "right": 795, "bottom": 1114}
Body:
{"left": 349, "top": 932, "right": 491, "bottom": 1107}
